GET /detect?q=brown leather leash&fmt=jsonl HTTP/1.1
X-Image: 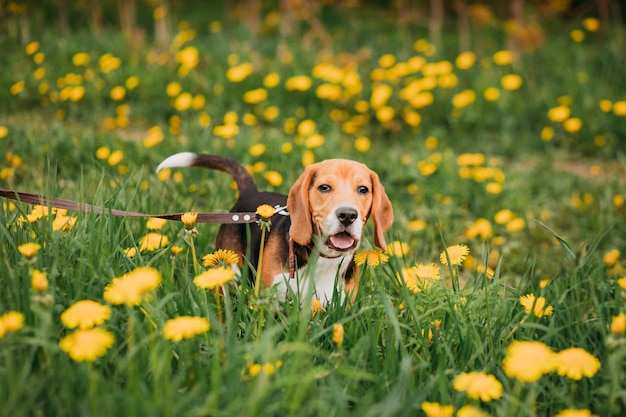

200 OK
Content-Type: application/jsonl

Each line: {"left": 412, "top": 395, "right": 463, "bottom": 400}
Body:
{"left": 0, "top": 189, "right": 260, "bottom": 225}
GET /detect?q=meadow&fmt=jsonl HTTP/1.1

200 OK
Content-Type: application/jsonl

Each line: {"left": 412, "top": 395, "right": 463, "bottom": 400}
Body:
{"left": 1, "top": 2, "right": 626, "bottom": 416}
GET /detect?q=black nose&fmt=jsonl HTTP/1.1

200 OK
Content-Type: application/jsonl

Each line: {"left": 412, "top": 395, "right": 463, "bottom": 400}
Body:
{"left": 336, "top": 207, "right": 358, "bottom": 226}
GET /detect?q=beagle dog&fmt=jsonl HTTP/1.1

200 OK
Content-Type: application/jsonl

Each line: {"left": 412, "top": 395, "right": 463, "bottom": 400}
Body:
{"left": 157, "top": 152, "right": 393, "bottom": 305}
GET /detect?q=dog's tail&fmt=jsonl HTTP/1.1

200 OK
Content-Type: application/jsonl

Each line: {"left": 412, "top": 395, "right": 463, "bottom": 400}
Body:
{"left": 156, "top": 152, "right": 258, "bottom": 197}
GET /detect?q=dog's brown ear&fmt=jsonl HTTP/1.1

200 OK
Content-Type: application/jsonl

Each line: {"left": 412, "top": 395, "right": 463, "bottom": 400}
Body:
{"left": 369, "top": 170, "right": 394, "bottom": 251}
{"left": 288, "top": 165, "right": 317, "bottom": 246}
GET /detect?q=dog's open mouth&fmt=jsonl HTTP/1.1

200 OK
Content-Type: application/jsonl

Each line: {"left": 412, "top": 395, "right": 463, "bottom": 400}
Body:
{"left": 326, "top": 232, "right": 357, "bottom": 251}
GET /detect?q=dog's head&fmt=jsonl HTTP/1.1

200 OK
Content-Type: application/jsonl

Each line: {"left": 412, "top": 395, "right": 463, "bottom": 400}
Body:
{"left": 287, "top": 159, "right": 393, "bottom": 257}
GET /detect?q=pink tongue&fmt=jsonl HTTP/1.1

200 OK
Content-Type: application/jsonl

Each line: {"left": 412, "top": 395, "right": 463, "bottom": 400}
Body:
{"left": 329, "top": 234, "right": 355, "bottom": 250}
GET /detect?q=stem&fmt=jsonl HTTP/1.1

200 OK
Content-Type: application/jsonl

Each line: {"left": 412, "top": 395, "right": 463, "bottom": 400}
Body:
{"left": 189, "top": 232, "right": 198, "bottom": 275}
{"left": 254, "top": 226, "right": 267, "bottom": 297}
{"left": 214, "top": 288, "right": 223, "bottom": 325}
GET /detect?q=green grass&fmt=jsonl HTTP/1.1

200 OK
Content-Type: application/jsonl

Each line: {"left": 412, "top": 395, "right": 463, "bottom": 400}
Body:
{"left": 1, "top": 3, "right": 626, "bottom": 416}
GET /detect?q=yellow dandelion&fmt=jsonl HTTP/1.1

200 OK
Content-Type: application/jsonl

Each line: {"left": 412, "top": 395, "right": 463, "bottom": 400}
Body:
{"left": 333, "top": 323, "right": 344, "bottom": 348}
{"left": 548, "top": 105, "right": 571, "bottom": 122}
{"left": 501, "top": 74, "right": 523, "bottom": 91}
{"left": 602, "top": 249, "right": 620, "bottom": 266}
{"left": 18, "top": 242, "right": 41, "bottom": 259}
{"left": 226, "top": 63, "right": 254, "bottom": 82}
{"left": 174, "top": 92, "right": 193, "bottom": 111}
{"left": 0, "top": 311, "right": 25, "bottom": 338}
{"left": 193, "top": 267, "right": 235, "bottom": 290}
{"left": 354, "top": 250, "right": 389, "bottom": 267}
{"left": 110, "top": 86, "right": 126, "bottom": 101}
{"left": 311, "top": 298, "right": 325, "bottom": 317}
{"left": 452, "top": 372, "right": 503, "bottom": 402}
{"left": 493, "top": 50, "right": 513, "bottom": 65}
{"left": 354, "top": 136, "right": 371, "bottom": 153}
{"left": 483, "top": 87, "right": 500, "bottom": 101}
{"left": 256, "top": 204, "right": 275, "bottom": 220}
{"left": 387, "top": 241, "right": 409, "bottom": 257}
{"left": 285, "top": 75, "right": 312, "bottom": 91}
{"left": 455, "top": 51, "right": 476, "bottom": 69}
{"left": 520, "top": 294, "right": 554, "bottom": 318}
{"left": 146, "top": 217, "right": 167, "bottom": 230}
{"left": 440, "top": 244, "right": 470, "bottom": 266}
{"left": 138, "top": 232, "right": 169, "bottom": 251}
{"left": 554, "top": 347, "right": 600, "bottom": 380}
{"left": 502, "top": 340, "right": 555, "bottom": 382}
{"left": 264, "top": 171, "right": 283, "bottom": 187}
{"left": 163, "top": 316, "right": 210, "bottom": 342}
{"left": 0, "top": 125, "right": 7, "bottom": 139}
{"left": 494, "top": 209, "right": 514, "bottom": 224}
{"left": 59, "top": 328, "right": 115, "bottom": 362}
{"left": 506, "top": 217, "right": 526, "bottom": 232}
{"left": 563, "top": 117, "right": 583, "bottom": 133}
{"left": 263, "top": 72, "right": 280, "bottom": 88}
{"left": 414, "top": 263, "right": 441, "bottom": 280}
{"left": 107, "top": 150, "right": 124, "bottom": 166}
{"left": 61, "top": 300, "right": 111, "bottom": 329}
{"left": 610, "top": 313, "right": 626, "bottom": 335}
{"left": 103, "top": 267, "right": 162, "bottom": 306}
{"left": 613, "top": 101, "right": 626, "bottom": 116}
{"left": 31, "top": 269, "right": 49, "bottom": 292}
{"left": 202, "top": 249, "right": 240, "bottom": 268}
{"left": 421, "top": 401, "right": 454, "bottom": 417}
{"left": 554, "top": 409, "right": 598, "bottom": 417}
{"left": 243, "top": 88, "right": 268, "bottom": 105}
{"left": 456, "top": 405, "right": 491, "bottom": 417}
{"left": 181, "top": 212, "right": 198, "bottom": 228}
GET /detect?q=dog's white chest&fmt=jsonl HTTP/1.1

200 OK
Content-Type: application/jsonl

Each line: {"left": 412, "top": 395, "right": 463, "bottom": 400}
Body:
{"left": 272, "top": 256, "right": 351, "bottom": 306}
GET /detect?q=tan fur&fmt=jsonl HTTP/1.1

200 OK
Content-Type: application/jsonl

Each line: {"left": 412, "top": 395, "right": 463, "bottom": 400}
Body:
{"left": 287, "top": 159, "right": 393, "bottom": 250}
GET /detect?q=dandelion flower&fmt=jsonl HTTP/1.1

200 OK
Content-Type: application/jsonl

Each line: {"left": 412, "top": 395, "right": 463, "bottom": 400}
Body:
{"left": 194, "top": 267, "right": 235, "bottom": 290}
{"left": 520, "top": 294, "right": 554, "bottom": 318}
{"left": 311, "top": 298, "right": 325, "bottom": 317}
{"left": 18, "top": 242, "right": 41, "bottom": 259}
{"left": 548, "top": 105, "right": 571, "bottom": 122}
{"left": 333, "top": 323, "right": 344, "bottom": 348}
{"left": 421, "top": 401, "right": 454, "bottom": 417}
{"left": 414, "top": 263, "right": 441, "bottom": 281}
{"left": 501, "top": 74, "right": 523, "bottom": 91}
{"left": 554, "top": 347, "right": 600, "bottom": 380}
{"left": 31, "top": 269, "right": 49, "bottom": 292}
{"left": 163, "top": 316, "right": 210, "bottom": 342}
{"left": 452, "top": 372, "right": 503, "bottom": 402}
{"left": 203, "top": 249, "right": 240, "bottom": 268}
{"left": 354, "top": 250, "right": 389, "bottom": 267}
{"left": 285, "top": 75, "right": 312, "bottom": 91}
{"left": 440, "top": 244, "right": 470, "bottom": 266}
{"left": 138, "top": 232, "right": 169, "bottom": 251}
{"left": 603, "top": 249, "right": 620, "bottom": 266}
{"left": 104, "top": 267, "right": 162, "bottom": 306}
{"left": 554, "top": 409, "right": 598, "bottom": 417}
{"left": 59, "top": 328, "right": 114, "bottom": 362}
{"left": 0, "top": 311, "right": 25, "bottom": 338}
{"left": 610, "top": 313, "right": 626, "bottom": 335}
{"left": 256, "top": 204, "right": 275, "bottom": 220}
{"left": 146, "top": 217, "right": 167, "bottom": 230}
{"left": 61, "top": 300, "right": 111, "bottom": 329}
{"left": 181, "top": 212, "right": 198, "bottom": 228}
{"left": 502, "top": 340, "right": 555, "bottom": 382}
{"left": 386, "top": 241, "right": 409, "bottom": 257}
{"left": 456, "top": 405, "right": 491, "bottom": 417}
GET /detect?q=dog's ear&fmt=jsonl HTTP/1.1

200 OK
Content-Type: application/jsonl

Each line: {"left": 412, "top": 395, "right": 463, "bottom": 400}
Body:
{"left": 369, "top": 170, "right": 394, "bottom": 251}
{"left": 288, "top": 165, "right": 317, "bottom": 246}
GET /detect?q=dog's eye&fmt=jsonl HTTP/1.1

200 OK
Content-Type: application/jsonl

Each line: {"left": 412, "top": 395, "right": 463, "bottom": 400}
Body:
{"left": 357, "top": 186, "right": 369, "bottom": 195}
{"left": 317, "top": 184, "right": 332, "bottom": 193}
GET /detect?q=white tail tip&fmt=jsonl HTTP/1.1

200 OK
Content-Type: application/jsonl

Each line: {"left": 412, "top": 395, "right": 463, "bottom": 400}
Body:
{"left": 156, "top": 152, "right": 197, "bottom": 173}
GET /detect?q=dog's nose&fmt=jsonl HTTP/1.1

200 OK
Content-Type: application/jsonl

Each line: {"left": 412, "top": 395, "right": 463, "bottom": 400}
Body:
{"left": 336, "top": 207, "right": 358, "bottom": 226}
